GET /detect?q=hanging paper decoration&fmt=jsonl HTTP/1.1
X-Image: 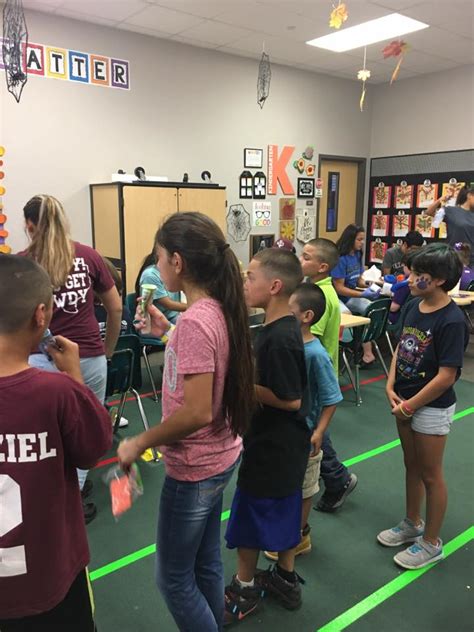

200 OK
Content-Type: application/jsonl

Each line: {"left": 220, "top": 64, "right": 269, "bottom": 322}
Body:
{"left": 370, "top": 239, "right": 387, "bottom": 263}
{"left": 357, "top": 47, "right": 370, "bottom": 112}
{"left": 257, "top": 50, "right": 271, "bottom": 109}
{"left": 293, "top": 158, "right": 306, "bottom": 174}
{"left": 392, "top": 212, "right": 411, "bottom": 237}
{"left": 329, "top": 1, "right": 348, "bottom": 29}
{"left": 395, "top": 181, "right": 414, "bottom": 209}
{"left": 371, "top": 212, "right": 389, "bottom": 237}
{"left": 372, "top": 183, "right": 392, "bottom": 208}
{"left": 239, "top": 170, "right": 253, "bottom": 199}
{"left": 2, "top": 0, "right": 28, "bottom": 102}
{"left": 416, "top": 181, "right": 438, "bottom": 208}
{"left": 253, "top": 172, "right": 267, "bottom": 199}
{"left": 226, "top": 204, "right": 251, "bottom": 242}
{"left": 382, "top": 40, "right": 408, "bottom": 84}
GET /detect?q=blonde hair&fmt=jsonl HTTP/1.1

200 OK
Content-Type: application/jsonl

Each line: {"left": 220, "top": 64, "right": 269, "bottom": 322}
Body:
{"left": 24, "top": 194, "right": 74, "bottom": 288}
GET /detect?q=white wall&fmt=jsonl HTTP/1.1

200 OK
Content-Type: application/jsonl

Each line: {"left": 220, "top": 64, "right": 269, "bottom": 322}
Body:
{"left": 2, "top": 10, "right": 372, "bottom": 264}
{"left": 370, "top": 65, "right": 474, "bottom": 157}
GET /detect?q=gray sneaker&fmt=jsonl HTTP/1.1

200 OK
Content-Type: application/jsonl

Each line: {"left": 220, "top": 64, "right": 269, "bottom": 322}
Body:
{"left": 394, "top": 536, "right": 444, "bottom": 569}
{"left": 377, "top": 518, "right": 425, "bottom": 547}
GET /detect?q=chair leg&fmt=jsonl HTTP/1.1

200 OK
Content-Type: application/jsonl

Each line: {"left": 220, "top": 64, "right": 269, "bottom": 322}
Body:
{"left": 113, "top": 392, "right": 128, "bottom": 433}
{"left": 142, "top": 346, "right": 159, "bottom": 402}
{"left": 342, "top": 350, "right": 358, "bottom": 401}
{"left": 385, "top": 331, "right": 395, "bottom": 357}
{"left": 130, "top": 388, "right": 160, "bottom": 462}
{"left": 374, "top": 341, "right": 389, "bottom": 377}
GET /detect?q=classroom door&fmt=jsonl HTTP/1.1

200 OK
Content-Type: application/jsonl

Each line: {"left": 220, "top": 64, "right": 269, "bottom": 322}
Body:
{"left": 319, "top": 159, "right": 359, "bottom": 241}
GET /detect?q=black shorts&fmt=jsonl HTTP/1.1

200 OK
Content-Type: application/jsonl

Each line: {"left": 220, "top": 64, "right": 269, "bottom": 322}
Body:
{"left": 0, "top": 569, "right": 95, "bottom": 631}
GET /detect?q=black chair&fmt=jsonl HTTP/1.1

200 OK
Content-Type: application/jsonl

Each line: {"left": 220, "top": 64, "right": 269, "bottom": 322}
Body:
{"left": 385, "top": 294, "right": 416, "bottom": 356}
{"left": 106, "top": 334, "right": 159, "bottom": 461}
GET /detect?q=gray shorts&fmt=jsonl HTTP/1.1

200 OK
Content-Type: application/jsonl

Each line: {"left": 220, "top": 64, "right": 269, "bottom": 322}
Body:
{"left": 302, "top": 450, "right": 323, "bottom": 499}
{"left": 411, "top": 404, "right": 456, "bottom": 436}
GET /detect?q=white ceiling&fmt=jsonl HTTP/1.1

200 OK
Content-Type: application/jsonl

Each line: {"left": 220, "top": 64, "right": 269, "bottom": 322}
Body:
{"left": 22, "top": 0, "right": 474, "bottom": 84}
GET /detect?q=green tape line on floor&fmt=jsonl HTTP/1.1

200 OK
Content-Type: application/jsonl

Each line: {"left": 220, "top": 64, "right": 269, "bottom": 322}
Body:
{"left": 316, "top": 525, "right": 474, "bottom": 632}
{"left": 89, "top": 407, "right": 474, "bottom": 583}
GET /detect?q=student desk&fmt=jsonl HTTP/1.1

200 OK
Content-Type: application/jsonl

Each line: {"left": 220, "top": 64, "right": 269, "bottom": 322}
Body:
{"left": 449, "top": 292, "right": 474, "bottom": 307}
{"left": 340, "top": 313, "right": 371, "bottom": 406}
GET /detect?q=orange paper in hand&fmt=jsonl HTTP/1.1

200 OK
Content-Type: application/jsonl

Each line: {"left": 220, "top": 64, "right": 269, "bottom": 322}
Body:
{"left": 110, "top": 475, "right": 132, "bottom": 518}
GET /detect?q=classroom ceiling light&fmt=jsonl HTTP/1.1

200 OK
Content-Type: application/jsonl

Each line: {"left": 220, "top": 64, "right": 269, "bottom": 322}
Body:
{"left": 306, "top": 13, "right": 429, "bottom": 52}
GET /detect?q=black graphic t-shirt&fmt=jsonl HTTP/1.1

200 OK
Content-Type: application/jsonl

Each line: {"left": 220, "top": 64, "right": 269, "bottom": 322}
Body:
{"left": 395, "top": 298, "right": 469, "bottom": 408}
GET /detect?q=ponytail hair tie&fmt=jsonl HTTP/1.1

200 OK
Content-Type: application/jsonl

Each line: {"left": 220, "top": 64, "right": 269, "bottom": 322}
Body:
{"left": 219, "top": 243, "right": 230, "bottom": 253}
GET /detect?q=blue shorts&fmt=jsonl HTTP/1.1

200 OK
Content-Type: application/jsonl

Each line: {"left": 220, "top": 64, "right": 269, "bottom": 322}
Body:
{"left": 225, "top": 487, "right": 301, "bottom": 552}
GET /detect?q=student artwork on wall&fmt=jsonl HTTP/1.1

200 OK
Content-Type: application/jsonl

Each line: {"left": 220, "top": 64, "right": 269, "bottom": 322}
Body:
{"left": 279, "top": 220, "right": 295, "bottom": 242}
{"left": 0, "top": 38, "right": 130, "bottom": 90}
{"left": 370, "top": 239, "right": 387, "bottom": 263}
{"left": 371, "top": 212, "right": 389, "bottom": 237}
{"left": 279, "top": 198, "right": 295, "bottom": 220}
{"left": 372, "top": 183, "right": 392, "bottom": 208}
{"left": 414, "top": 213, "right": 434, "bottom": 238}
{"left": 442, "top": 179, "right": 465, "bottom": 205}
{"left": 438, "top": 222, "right": 447, "bottom": 239}
{"left": 0, "top": 146, "right": 10, "bottom": 254}
{"left": 252, "top": 200, "right": 272, "bottom": 228}
{"left": 416, "top": 180, "right": 438, "bottom": 208}
{"left": 392, "top": 212, "right": 411, "bottom": 237}
{"left": 239, "top": 171, "right": 253, "bottom": 199}
{"left": 395, "top": 182, "right": 414, "bottom": 209}
{"left": 250, "top": 234, "right": 274, "bottom": 258}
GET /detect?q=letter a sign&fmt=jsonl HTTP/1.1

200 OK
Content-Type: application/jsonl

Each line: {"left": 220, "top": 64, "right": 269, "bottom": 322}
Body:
{"left": 267, "top": 145, "right": 295, "bottom": 195}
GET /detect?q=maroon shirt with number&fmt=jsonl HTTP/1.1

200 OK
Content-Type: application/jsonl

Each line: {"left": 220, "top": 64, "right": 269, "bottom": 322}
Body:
{"left": 0, "top": 368, "right": 112, "bottom": 619}
{"left": 20, "top": 242, "right": 115, "bottom": 358}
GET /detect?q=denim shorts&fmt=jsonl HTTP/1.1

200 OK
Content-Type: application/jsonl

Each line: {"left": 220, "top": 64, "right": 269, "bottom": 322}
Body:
{"left": 411, "top": 404, "right": 456, "bottom": 436}
{"left": 302, "top": 450, "right": 323, "bottom": 499}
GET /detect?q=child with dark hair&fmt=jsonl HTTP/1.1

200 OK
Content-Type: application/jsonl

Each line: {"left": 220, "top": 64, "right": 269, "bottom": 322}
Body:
{"left": 224, "top": 248, "right": 309, "bottom": 623}
{"left": 0, "top": 255, "right": 111, "bottom": 631}
{"left": 95, "top": 256, "right": 132, "bottom": 339}
{"left": 264, "top": 283, "right": 343, "bottom": 561}
{"left": 453, "top": 242, "right": 474, "bottom": 290}
{"left": 382, "top": 230, "right": 424, "bottom": 276}
{"left": 388, "top": 250, "right": 418, "bottom": 325}
{"left": 379, "top": 243, "right": 469, "bottom": 570}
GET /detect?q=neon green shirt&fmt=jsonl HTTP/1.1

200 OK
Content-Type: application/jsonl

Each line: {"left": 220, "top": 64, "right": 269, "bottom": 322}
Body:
{"left": 310, "top": 276, "right": 341, "bottom": 374}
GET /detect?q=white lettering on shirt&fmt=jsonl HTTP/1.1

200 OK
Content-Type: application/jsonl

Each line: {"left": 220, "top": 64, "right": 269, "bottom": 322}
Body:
{"left": 0, "top": 432, "right": 57, "bottom": 463}
{"left": 53, "top": 257, "right": 91, "bottom": 315}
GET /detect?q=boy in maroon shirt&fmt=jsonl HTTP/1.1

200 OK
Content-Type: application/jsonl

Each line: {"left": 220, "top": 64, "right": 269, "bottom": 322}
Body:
{"left": 0, "top": 255, "right": 112, "bottom": 631}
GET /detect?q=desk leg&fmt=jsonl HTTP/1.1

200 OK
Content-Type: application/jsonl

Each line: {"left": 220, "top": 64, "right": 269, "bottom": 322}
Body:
{"left": 352, "top": 327, "right": 363, "bottom": 406}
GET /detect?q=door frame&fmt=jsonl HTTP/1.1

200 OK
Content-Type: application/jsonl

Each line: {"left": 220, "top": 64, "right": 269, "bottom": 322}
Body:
{"left": 317, "top": 154, "right": 367, "bottom": 236}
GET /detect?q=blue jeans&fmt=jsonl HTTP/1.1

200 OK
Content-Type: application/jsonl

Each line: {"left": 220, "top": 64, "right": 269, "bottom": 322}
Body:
{"left": 156, "top": 459, "right": 239, "bottom": 631}
{"left": 321, "top": 431, "right": 350, "bottom": 493}
{"left": 28, "top": 353, "right": 107, "bottom": 490}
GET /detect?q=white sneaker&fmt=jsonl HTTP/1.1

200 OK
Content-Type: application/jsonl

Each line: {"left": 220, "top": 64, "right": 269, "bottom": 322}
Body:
{"left": 377, "top": 518, "right": 425, "bottom": 547}
{"left": 394, "top": 536, "right": 444, "bottom": 569}
{"left": 118, "top": 416, "right": 129, "bottom": 428}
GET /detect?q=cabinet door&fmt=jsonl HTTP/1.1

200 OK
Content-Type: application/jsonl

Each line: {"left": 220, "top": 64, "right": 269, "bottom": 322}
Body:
{"left": 178, "top": 188, "right": 227, "bottom": 235}
{"left": 123, "top": 187, "right": 177, "bottom": 294}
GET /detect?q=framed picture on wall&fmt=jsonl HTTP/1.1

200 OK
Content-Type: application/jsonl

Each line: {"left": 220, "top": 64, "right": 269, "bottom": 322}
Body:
{"left": 249, "top": 233, "right": 274, "bottom": 259}
{"left": 297, "top": 177, "right": 315, "bottom": 198}
{"left": 244, "top": 148, "right": 263, "bottom": 169}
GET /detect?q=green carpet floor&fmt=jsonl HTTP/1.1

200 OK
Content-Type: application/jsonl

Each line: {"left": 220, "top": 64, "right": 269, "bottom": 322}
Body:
{"left": 87, "top": 370, "right": 474, "bottom": 632}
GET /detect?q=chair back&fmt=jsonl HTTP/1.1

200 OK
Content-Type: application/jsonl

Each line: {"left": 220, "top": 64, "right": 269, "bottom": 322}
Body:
{"left": 387, "top": 294, "right": 416, "bottom": 338}
{"left": 361, "top": 298, "right": 391, "bottom": 343}
{"left": 106, "top": 334, "right": 143, "bottom": 398}
{"left": 126, "top": 293, "right": 137, "bottom": 320}
{"left": 467, "top": 280, "right": 474, "bottom": 292}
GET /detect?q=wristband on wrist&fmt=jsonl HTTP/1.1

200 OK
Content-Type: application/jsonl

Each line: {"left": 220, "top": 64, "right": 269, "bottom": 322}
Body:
{"left": 402, "top": 402, "right": 415, "bottom": 415}
{"left": 399, "top": 404, "right": 413, "bottom": 418}
{"left": 160, "top": 324, "right": 176, "bottom": 344}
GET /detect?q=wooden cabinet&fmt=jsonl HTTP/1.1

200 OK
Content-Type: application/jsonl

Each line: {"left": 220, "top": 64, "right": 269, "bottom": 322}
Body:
{"left": 90, "top": 181, "right": 226, "bottom": 294}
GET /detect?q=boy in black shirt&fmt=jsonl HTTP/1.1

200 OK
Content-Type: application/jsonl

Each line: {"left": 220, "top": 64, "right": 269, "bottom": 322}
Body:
{"left": 378, "top": 243, "right": 469, "bottom": 570}
{"left": 225, "top": 249, "right": 309, "bottom": 623}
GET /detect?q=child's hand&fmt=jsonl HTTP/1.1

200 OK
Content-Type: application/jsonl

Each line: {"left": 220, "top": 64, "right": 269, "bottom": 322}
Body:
{"left": 117, "top": 436, "right": 142, "bottom": 470}
{"left": 48, "top": 335, "right": 82, "bottom": 381}
{"left": 391, "top": 403, "right": 412, "bottom": 421}
{"left": 134, "top": 302, "right": 171, "bottom": 337}
{"left": 310, "top": 430, "right": 323, "bottom": 456}
{"left": 386, "top": 387, "right": 403, "bottom": 409}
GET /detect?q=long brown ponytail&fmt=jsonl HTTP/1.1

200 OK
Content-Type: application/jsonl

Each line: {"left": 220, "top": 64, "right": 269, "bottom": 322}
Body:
{"left": 156, "top": 212, "right": 256, "bottom": 437}
{"left": 24, "top": 194, "right": 74, "bottom": 288}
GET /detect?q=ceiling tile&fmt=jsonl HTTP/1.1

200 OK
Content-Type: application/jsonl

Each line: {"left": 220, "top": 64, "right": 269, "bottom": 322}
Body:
{"left": 142, "top": 0, "right": 232, "bottom": 19}
{"left": 118, "top": 22, "right": 173, "bottom": 39}
{"left": 401, "top": 1, "right": 474, "bottom": 38}
{"left": 55, "top": 0, "right": 145, "bottom": 22}
{"left": 370, "top": 0, "right": 426, "bottom": 10}
{"left": 124, "top": 5, "right": 205, "bottom": 34}
{"left": 24, "top": 1, "right": 61, "bottom": 12}
{"left": 53, "top": 8, "right": 120, "bottom": 27}
{"left": 176, "top": 20, "right": 255, "bottom": 46}
{"left": 171, "top": 34, "right": 220, "bottom": 49}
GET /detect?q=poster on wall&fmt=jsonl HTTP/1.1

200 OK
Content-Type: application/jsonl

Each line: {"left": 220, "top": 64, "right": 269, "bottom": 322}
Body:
{"left": 441, "top": 179, "right": 465, "bottom": 206}
{"left": 414, "top": 213, "right": 434, "bottom": 238}
{"left": 279, "top": 220, "right": 295, "bottom": 242}
{"left": 297, "top": 178, "right": 315, "bottom": 199}
{"left": 371, "top": 212, "right": 389, "bottom": 237}
{"left": 296, "top": 210, "right": 316, "bottom": 243}
{"left": 252, "top": 200, "right": 272, "bottom": 228}
{"left": 372, "top": 183, "right": 392, "bottom": 209}
{"left": 395, "top": 182, "right": 414, "bottom": 209}
{"left": 279, "top": 198, "right": 296, "bottom": 220}
{"left": 392, "top": 212, "right": 411, "bottom": 237}
{"left": 244, "top": 148, "right": 263, "bottom": 169}
{"left": 370, "top": 239, "right": 387, "bottom": 263}
{"left": 416, "top": 181, "right": 439, "bottom": 208}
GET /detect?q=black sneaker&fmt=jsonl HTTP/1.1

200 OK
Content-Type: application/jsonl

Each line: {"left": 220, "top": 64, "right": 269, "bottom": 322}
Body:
{"left": 81, "top": 480, "right": 93, "bottom": 499}
{"left": 316, "top": 473, "right": 358, "bottom": 513}
{"left": 83, "top": 501, "right": 97, "bottom": 525}
{"left": 255, "top": 565, "right": 304, "bottom": 610}
{"left": 224, "top": 575, "right": 263, "bottom": 625}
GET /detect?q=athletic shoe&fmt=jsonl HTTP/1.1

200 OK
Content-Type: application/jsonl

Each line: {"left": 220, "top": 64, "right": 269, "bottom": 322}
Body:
{"left": 264, "top": 525, "right": 312, "bottom": 561}
{"left": 394, "top": 536, "right": 444, "bottom": 569}
{"left": 83, "top": 501, "right": 97, "bottom": 525}
{"left": 255, "top": 565, "right": 304, "bottom": 610}
{"left": 316, "top": 473, "right": 358, "bottom": 512}
{"left": 109, "top": 406, "right": 129, "bottom": 429}
{"left": 81, "top": 480, "right": 93, "bottom": 499}
{"left": 224, "top": 576, "right": 263, "bottom": 625}
{"left": 377, "top": 518, "right": 425, "bottom": 547}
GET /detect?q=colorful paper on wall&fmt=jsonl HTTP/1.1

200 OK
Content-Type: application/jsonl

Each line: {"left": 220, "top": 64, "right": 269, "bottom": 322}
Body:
{"left": 372, "top": 184, "right": 392, "bottom": 208}
{"left": 371, "top": 213, "right": 389, "bottom": 237}
{"left": 395, "top": 183, "right": 414, "bottom": 209}
{"left": 279, "top": 220, "right": 295, "bottom": 242}
{"left": 414, "top": 213, "right": 434, "bottom": 238}
{"left": 253, "top": 200, "right": 272, "bottom": 228}
{"left": 370, "top": 239, "right": 387, "bottom": 263}
{"left": 416, "top": 182, "right": 438, "bottom": 208}
{"left": 279, "top": 198, "right": 296, "bottom": 220}
{"left": 392, "top": 212, "right": 411, "bottom": 237}
{"left": 438, "top": 222, "right": 447, "bottom": 239}
{"left": 442, "top": 181, "right": 465, "bottom": 206}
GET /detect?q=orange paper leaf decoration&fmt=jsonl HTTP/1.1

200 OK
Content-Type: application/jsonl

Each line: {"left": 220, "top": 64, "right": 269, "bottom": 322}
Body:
{"left": 329, "top": 2, "right": 348, "bottom": 29}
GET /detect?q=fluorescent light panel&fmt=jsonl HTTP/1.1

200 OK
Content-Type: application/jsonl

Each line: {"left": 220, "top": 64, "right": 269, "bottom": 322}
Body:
{"left": 307, "top": 13, "right": 429, "bottom": 52}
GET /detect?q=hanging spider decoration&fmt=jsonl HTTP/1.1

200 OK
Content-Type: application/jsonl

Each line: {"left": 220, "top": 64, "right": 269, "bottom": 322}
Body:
{"left": 227, "top": 204, "right": 251, "bottom": 242}
{"left": 2, "top": 0, "right": 28, "bottom": 103}
{"left": 257, "top": 52, "right": 271, "bottom": 109}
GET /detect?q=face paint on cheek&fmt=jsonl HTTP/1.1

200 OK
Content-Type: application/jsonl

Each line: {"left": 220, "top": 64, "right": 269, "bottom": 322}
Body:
{"left": 415, "top": 276, "right": 430, "bottom": 290}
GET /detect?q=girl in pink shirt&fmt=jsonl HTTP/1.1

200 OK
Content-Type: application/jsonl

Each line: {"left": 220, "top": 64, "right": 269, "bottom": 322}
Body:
{"left": 118, "top": 212, "right": 255, "bottom": 631}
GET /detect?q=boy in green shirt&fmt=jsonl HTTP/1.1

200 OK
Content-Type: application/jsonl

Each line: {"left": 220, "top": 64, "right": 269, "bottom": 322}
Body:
{"left": 300, "top": 238, "right": 358, "bottom": 512}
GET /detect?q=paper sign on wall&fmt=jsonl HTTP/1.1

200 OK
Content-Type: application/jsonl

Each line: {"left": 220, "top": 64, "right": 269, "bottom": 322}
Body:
{"left": 253, "top": 201, "right": 272, "bottom": 227}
